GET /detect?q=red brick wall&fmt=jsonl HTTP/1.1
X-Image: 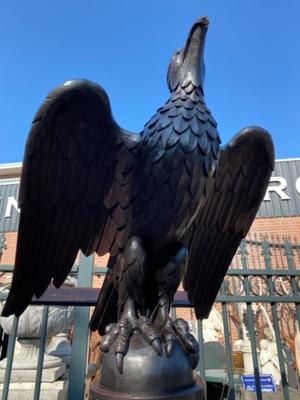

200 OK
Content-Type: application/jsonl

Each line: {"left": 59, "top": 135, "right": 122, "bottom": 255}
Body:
{"left": 250, "top": 216, "right": 300, "bottom": 242}
{"left": 0, "top": 232, "right": 17, "bottom": 265}
{"left": 0, "top": 232, "right": 110, "bottom": 268}
{"left": 1, "top": 215, "right": 300, "bottom": 276}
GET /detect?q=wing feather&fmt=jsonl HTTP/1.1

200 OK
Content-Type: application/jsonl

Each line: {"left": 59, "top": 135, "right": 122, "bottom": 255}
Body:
{"left": 2, "top": 80, "right": 140, "bottom": 317}
{"left": 183, "top": 126, "right": 274, "bottom": 319}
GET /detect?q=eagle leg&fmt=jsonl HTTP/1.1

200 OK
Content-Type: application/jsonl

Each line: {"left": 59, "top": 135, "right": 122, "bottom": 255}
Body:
{"left": 153, "top": 246, "right": 188, "bottom": 328}
{"left": 100, "top": 237, "right": 161, "bottom": 374}
{"left": 152, "top": 246, "right": 199, "bottom": 366}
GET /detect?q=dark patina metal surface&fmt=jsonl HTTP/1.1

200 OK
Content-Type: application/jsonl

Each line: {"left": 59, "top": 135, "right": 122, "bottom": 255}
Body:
{"left": 3, "top": 15, "right": 274, "bottom": 398}
{"left": 90, "top": 332, "right": 205, "bottom": 399}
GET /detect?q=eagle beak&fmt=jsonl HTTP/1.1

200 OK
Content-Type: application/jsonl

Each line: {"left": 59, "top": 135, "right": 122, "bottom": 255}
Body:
{"left": 181, "top": 17, "right": 209, "bottom": 90}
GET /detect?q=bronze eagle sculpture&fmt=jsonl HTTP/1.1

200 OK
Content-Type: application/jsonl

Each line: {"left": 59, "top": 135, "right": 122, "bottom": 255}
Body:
{"left": 3, "top": 17, "right": 274, "bottom": 373}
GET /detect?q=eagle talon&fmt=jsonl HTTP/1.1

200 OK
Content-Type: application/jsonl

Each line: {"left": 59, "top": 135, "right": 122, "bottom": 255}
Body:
{"left": 100, "top": 323, "right": 118, "bottom": 352}
{"left": 151, "top": 338, "right": 162, "bottom": 356}
{"left": 114, "top": 317, "right": 133, "bottom": 356}
{"left": 165, "top": 340, "right": 174, "bottom": 357}
{"left": 100, "top": 314, "right": 134, "bottom": 373}
{"left": 161, "top": 318, "right": 177, "bottom": 356}
{"left": 173, "top": 318, "right": 199, "bottom": 354}
{"left": 158, "top": 317, "right": 199, "bottom": 366}
{"left": 139, "top": 316, "right": 162, "bottom": 355}
{"left": 113, "top": 321, "right": 132, "bottom": 374}
{"left": 116, "top": 352, "right": 125, "bottom": 374}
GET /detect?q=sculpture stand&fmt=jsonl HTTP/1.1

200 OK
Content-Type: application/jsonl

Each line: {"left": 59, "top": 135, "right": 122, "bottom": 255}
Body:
{"left": 90, "top": 332, "right": 205, "bottom": 400}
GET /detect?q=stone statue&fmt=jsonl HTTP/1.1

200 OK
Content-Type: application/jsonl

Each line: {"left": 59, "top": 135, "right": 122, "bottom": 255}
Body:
{"left": 260, "top": 339, "right": 281, "bottom": 384}
{"left": 2, "top": 16, "right": 274, "bottom": 399}
{"left": 202, "top": 306, "right": 223, "bottom": 342}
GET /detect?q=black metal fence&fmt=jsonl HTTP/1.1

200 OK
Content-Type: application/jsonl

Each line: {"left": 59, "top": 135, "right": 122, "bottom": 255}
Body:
{"left": 0, "top": 233, "right": 299, "bottom": 399}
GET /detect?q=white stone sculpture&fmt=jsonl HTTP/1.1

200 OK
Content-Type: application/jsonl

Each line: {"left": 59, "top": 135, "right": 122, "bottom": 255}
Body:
{"left": 233, "top": 337, "right": 257, "bottom": 374}
{"left": 0, "top": 275, "right": 73, "bottom": 372}
{"left": 0, "top": 277, "right": 71, "bottom": 384}
{"left": 45, "top": 276, "right": 75, "bottom": 365}
{"left": 0, "top": 305, "right": 70, "bottom": 373}
{"left": 259, "top": 338, "right": 281, "bottom": 385}
{"left": 233, "top": 339, "right": 244, "bottom": 352}
{"left": 46, "top": 332, "right": 72, "bottom": 365}
{"left": 202, "top": 306, "right": 223, "bottom": 342}
{"left": 0, "top": 278, "right": 74, "bottom": 399}
{"left": 237, "top": 303, "right": 258, "bottom": 373}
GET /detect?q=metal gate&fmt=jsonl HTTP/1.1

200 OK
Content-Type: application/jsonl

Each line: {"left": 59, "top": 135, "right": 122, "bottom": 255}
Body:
{"left": 0, "top": 233, "right": 299, "bottom": 400}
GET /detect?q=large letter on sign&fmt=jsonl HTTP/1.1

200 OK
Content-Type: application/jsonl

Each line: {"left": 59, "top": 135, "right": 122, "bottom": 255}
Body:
{"left": 264, "top": 177, "right": 291, "bottom": 201}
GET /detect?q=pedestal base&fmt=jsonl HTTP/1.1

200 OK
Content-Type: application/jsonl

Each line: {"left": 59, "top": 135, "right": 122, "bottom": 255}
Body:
{"left": 90, "top": 378, "right": 204, "bottom": 400}
{"left": 0, "top": 381, "right": 68, "bottom": 400}
{"left": 0, "top": 364, "right": 66, "bottom": 383}
{"left": 90, "top": 332, "right": 205, "bottom": 400}
{"left": 0, "top": 339, "right": 63, "bottom": 370}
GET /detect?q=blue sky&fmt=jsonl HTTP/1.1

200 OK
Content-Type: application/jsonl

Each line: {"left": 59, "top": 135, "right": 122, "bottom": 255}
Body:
{"left": 0, "top": 1, "right": 299, "bottom": 163}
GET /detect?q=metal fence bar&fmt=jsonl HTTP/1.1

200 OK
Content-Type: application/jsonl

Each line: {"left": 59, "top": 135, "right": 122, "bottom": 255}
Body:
{"left": 246, "top": 238, "right": 300, "bottom": 250}
{"left": 216, "top": 295, "right": 300, "bottom": 303}
{"left": 1, "top": 316, "right": 18, "bottom": 400}
{"left": 33, "top": 305, "right": 49, "bottom": 400}
{"left": 271, "top": 304, "right": 289, "bottom": 399}
{"left": 68, "top": 253, "right": 94, "bottom": 400}
{"left": 239, "top": 240, "right": 263, "bottom": 400}
{"left": 283, "top": 240, "right": 300, "bottom": 331}
{"left": 296, "top": 304, "right": 300, "bottom": 332}
{"left": 197, "top": 319, "right": 205, "bottom": 381}
{"left": 246, "top": 303, "right": 263, "bottom": 400}
{"left": 0, "top": 235, "right": 299, "bottom": 400}
{"left": 264, "top": 239, "right": 290, "bottom": 398}
{"left": 27, "top": 285, "right": 300, "bottom": 307}
{"left": 290, "top": 272, "right": 300, "bottom": 331}
{"left": 227, "top": 269, "right": 300, "bottom": 276}
{"left": 221, "top": 303, "right": 235, "bottom": 399}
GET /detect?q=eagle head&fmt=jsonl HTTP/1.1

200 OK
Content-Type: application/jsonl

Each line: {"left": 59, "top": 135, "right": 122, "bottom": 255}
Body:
{"left": 167, "top": 16, "right": 209, "bottom": 93}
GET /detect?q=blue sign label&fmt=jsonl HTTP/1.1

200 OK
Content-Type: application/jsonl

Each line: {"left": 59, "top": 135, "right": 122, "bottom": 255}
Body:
{"left": 241, "top": 374, "right": 276, "bottom": 392}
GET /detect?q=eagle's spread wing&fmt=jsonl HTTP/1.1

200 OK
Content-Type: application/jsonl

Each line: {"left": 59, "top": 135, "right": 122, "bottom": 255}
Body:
{"left": 183, "top": 127, "right": 274, "bottom": 319}
{"left": 2, "top": 80, "right": 141, "bottom": 317}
